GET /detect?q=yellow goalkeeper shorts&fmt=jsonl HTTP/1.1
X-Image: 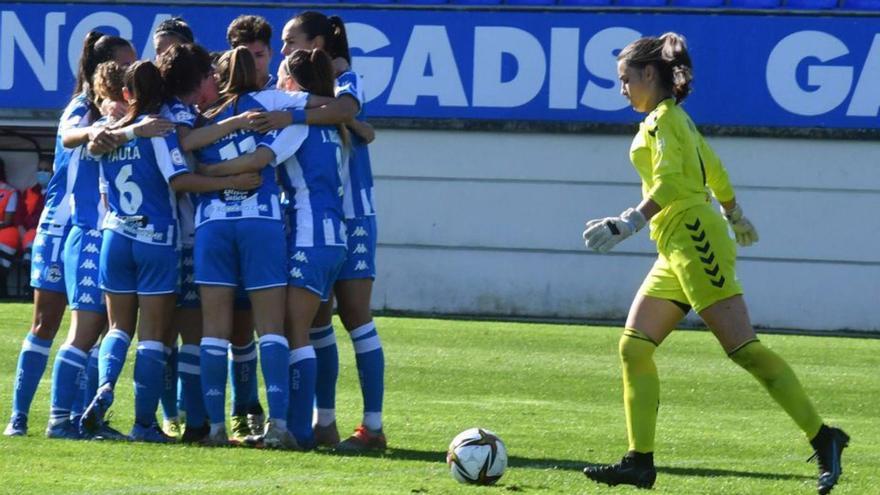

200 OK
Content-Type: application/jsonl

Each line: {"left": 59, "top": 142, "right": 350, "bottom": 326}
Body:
{"left": 639, "top": 204, "right": 743, "bottom": 313}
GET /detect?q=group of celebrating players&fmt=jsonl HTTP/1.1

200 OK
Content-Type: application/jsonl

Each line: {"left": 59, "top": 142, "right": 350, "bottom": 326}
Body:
{"left": 3, "top": 11, "right": 386, "bottom": 452}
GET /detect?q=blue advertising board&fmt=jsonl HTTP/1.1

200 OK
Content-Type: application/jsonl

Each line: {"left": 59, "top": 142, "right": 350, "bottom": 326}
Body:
{"left": 0, "top": 3, "right": 878, "bottom": 129}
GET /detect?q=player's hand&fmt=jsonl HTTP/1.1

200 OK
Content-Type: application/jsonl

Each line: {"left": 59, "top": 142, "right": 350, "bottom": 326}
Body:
{"left": 582, "top": 208, "right": 646, "bottom": 253}
{"left": 250, "top": 110, "right": 292, "bottom": 133}
{"left": 101, "top": 99, "right": 128, "bottom": 120}
{"left": 133, "top": 116, "right": 174, "bottom": 138}
{"left": 229, "top": 173, "right": 262, "bottom": 190}
{"left": 722, "top": 203, "right": 759, "bottom": 247}
{"left": 87, "top": 128, "right": 122, "bottom": 154}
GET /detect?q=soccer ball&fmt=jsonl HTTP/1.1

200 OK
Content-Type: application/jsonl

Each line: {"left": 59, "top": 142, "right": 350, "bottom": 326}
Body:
{"left": 446, "top": 428, "right": 508, "bottom": 485}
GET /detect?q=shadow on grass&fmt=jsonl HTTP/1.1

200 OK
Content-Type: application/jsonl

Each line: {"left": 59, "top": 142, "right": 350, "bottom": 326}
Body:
{"left": 332, "top": 447, "right": 812, "bottom": 481}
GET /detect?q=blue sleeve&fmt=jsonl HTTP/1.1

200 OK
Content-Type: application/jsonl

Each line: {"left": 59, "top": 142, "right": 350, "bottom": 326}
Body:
{"left": 256, "top": 125, "right": 308, "bottom": 166}
{"left": 59, "top": 95, "right": 92, "bottom": 132}
{"left": 152, "top": 132, "right": 190, "bottom": 183}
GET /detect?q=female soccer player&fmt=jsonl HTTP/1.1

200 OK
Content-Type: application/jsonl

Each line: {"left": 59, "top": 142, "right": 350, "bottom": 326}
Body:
{"left": 3, "top": 32, "right": 141, "bottom": 437}
{"left": 580, "top": 33, "right": 848, "bottom": 495}
{"left": 263, "top": 11, "right": 385, "bottom": 451}
{"left": 188, "top": 47, "right": 315, "bottom": 448}
{"left": 153, "top": 17, "right": 194, "bottom": 58}
{"left": 81, "top": 60, "right": 261, "bottom": 442}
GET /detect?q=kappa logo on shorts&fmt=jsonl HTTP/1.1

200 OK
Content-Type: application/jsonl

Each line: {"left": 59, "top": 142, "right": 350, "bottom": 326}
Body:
{"left": 46, "top": 264, "right": 63, "bottom": 283}
{"left": 184, "top": 273, "right": 194, "bottom": 284}
{"left": 33, "top": 236, "right": 45, "bottom": 247}
{"left": 86, "top": 229, "right": 102, "bottom": 238}
{"left": 353, "top": 243, "right": 368, "bottom": 255}
{"left": 83, "top": 243, "right": 100, "bottom": 254}
{"left": 79, "top": 276, "right": 96, "bottom": 287}
{"left": 32, "top": 253, "right": 44, "bottom": 264}
{"left": 267, "top": 385, "right": 283, "bottom": 394}
{"left": 205, "top": 388, "right": 222, "bottom": 397}
{"left": 293, "top": 251, "right": 308, "bottom": 263}
{"left": 78, "top": 293, "right": 96, "bottom": 305}
{"left": 354, "top": 260, "right": 369, "bottom": 271}
{"left": 31, "top": 268, "right": 41, "bottom": 280}
{"left": 80, "top": 259, "right": 98, "bottom": 270}
{"left": 351, "top": 226, "right": 368, "bottom": 237}
{"left": 184, "top": 290, "right": 198, "bottom": 301}
{"left": 685, "top": 218, "right": 725, "bottom": 288}
{"left": 290, "top": 267, "right": 304, "bottom": 279}
{"left": 183, "top": 256, "right": 194, "bottom": 267}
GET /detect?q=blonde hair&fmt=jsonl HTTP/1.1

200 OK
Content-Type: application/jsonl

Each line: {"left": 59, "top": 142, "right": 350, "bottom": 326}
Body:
{"left": 92, "top": 61, "right": 126, "bottom": 104}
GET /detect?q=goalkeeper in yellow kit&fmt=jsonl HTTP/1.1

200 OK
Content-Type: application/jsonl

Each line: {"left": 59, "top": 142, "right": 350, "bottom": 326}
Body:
{"left": 581, "top": 33, "right": 848, "bottom": 495}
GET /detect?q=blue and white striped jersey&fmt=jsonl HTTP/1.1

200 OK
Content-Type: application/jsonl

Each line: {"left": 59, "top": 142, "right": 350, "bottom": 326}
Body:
{"left": 39, "top": 94, "right": 93, "bottom": 235}
{"left": 69, "top": 116, "right": 109, "bottom": 230}
{"left": 100, "top": 116, "right": 189, "bottom": 246}
{"left": 336, "top": 71, "right": 376, "bottom": 219}
{"left": 279, "top": 125, "right": 347, "bottom": 248}
{"left": 161, "top": 97, "right": 199, "bottom": 247}
{"left": 192, "top": 90, "right": 309, "bottom": 227}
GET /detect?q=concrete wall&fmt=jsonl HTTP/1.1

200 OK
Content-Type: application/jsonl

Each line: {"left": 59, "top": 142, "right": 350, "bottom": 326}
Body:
{"left": 369, "top": 129, "right": 880, "bottom": 332}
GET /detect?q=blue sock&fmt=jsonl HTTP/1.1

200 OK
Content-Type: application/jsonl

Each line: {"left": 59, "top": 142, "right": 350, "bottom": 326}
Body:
{"left": 258, "top": 334, "right": 289, "bottom": 422}
{"left": 48, "top": 345, "right": 88, "bottom": 425}
{"left": 310, "top": 324, "right": 338, "bottom": 426}
{"left": 160, "top": 345, "right": 179, "bottom": 420}
{"left": 178, "top": 344, "right": 206, "bottom": 428}
{"left": 200, "top": 338, "right": 229, "bottom": 427}
{"left": 229, "top": 341, "right": 258, "bottom": 417}
{"left": 11, "top": 333, "right": 53, "bottom": 417}
{"left": 351, "top": 321, "right": 385, "bottom": 431}
{"left": 69, "top": 345, "right": 98, "bottom": 421}
{"left": 288, "top": 346, "right": 316, "bottom": 445}
{"left": 133, "top": 341, "right": 167, "bottom": 427}
{"left": 98, "top": 330, "right": 132, "bottom": 388}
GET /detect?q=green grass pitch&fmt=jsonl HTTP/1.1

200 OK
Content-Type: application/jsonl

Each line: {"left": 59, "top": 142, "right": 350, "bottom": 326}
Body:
{"left": 0, "top": 301, "right": 878, "bottom": 494}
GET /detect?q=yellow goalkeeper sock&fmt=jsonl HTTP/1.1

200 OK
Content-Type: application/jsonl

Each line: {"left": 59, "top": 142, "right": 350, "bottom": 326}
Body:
{"left": 728, "top": 340, "right": 823, "bottom": 439}
{"left": 619, "top": 329, "right": 660, "bottom": 453}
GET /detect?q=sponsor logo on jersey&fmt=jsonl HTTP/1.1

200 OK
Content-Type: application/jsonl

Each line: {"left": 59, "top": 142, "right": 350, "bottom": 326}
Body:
{"left": 46, "top": 264, "right": 63, "bottom": 283}
{"left": 79, "top": 276, "right": 96, "bottom": 287}
{"left": 78, "top": 293, "right": 96, "bottom": 305}
{"left": 80, "top": 259, "right": 98, "bottom": 270}
{"left": 83, "top": 243, "right": 99, "bottom": 254}
{"left": 352, "top": 226, "right": 368, "bottom": 237}
{"left": 354, "top": 260, "right": 369, "bottom": 271}
{"left": 353, "top": 243, "right": 368, "bottom": 255}
{"left": 293, "top": 251, "right": 308, "bottom": 263}
{"left": 290, "top": 267, "right": 304, "bottom": 279}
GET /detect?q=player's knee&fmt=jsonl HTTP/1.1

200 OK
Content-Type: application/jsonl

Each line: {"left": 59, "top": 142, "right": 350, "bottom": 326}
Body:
{"left": 619, "top": 329, "right": 656, "bottom": 365}
{"left": 728, "top": 339, "right": 762, "bottom": 369}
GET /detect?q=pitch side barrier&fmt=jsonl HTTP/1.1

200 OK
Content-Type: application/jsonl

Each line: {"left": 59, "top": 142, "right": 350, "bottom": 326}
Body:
{"left": 0, "top": 1, "right": 879, "bottom": 138}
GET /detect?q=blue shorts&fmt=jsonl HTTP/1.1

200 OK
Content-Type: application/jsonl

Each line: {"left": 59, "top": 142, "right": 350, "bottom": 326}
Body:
{"left": 337, "top": 216, "right": 377, "bottom": 281}
{"left": 194, "top": 219, "right": 287, "bottom": 291}
{"left": 30, "top": 228, "right": 70, "bottom": 294}
{"left": 63, "top": 225, "right": 106, "bottom": 312}
{"left": 100, "top": 230, "right": 180, "bottom": 295}
{"left": 177, "top": 245, "right": 200, "bottom": 308}
{"left": 288, "top": 246, "right": 346, "bottom": 301}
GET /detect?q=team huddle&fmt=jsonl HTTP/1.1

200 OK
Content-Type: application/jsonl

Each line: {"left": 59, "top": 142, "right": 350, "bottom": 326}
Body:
{"left": 4, "top": 12, "right": 386, "bottom": 451}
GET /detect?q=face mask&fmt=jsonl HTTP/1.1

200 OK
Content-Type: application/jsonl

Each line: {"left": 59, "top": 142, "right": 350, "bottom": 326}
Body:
{"left": 36, "top": 171, "right": 51, "bottom": 187}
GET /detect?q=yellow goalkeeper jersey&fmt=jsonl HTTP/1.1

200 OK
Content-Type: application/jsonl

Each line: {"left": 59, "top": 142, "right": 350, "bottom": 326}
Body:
{"left": 630, "top": 98, "right": 735, "bottom": 244}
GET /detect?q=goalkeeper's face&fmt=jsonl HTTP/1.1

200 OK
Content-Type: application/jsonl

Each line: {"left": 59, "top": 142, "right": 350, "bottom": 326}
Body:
{"left": 617, "top": 61, "right": 653, "bottom": 113}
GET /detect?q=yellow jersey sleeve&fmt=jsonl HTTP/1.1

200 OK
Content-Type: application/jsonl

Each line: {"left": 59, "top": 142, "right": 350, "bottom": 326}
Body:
{"left": 697, "top": 134, "right": 735, "bottom": 204}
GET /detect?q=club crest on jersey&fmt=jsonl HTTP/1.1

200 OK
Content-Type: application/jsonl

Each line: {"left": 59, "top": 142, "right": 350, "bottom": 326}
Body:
{"left": 171, "top": 148, "right": 185, "bottom": 166}
{"left": 46, "top": 264, "right": 63, "bottom": 283}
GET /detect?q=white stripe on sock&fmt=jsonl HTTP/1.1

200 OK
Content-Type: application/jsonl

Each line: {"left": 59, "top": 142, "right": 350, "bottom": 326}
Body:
{"left": 59, "top": 345, "right": 88, "bottom": 359}
{"left": 258, "top": 334, "right": 288, "bottom": 347}
{"left": 21, "top": 340, "right": 51, "bottom": 356}
{"left": 309, "top": 324, "right": 333, "bottom": 335}
{"left": 107, "top": 329, "right": 132, "bottom": 345}
{"left": 201, "top": 337, "right": 229, "bottom": 348}
{"left": 179, "top": 344, "right": 200, "bottom": 356}
{"left": 230, "top": 349, "right": 258, "bottom": 362}
{"left": 353, "top": 335, "right": 382, "bottom": 355}
{"left": 289, "top": 346, "right": 316, "bottom": 364}
{"left": 137, "top": 340, "right": 165, "bottom": 353}
{"left": 178, "top": 363, "right": 201, "bottom": 375}
{"left": 310, "top": 333, "right": 337, "bottom": 349}
{"left": 349, "top": 321, "right": 375, "bottom": 340}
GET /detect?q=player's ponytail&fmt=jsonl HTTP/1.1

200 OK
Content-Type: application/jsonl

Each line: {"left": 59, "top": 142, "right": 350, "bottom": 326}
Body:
{"left": 157, "top": 43, "right": 213, "bottom": 100}
{"left": 659, "top": 33, "right": 692, "bottom": 103}
{"left": 205, "top": 46, "right": 260, "bottom": 119}
{"left": 74, "top": 30, "right": 105, "bottom": 97}
{"left": 326, "top": 16, "right": 351, "bottom": 65}
{"left": 112, "top": 61, "right": 166, "bottom": 130}
{"left": 618, "top": 32, "right": 693, "bottom": 104}
{"left": 285, "top": 49, "right": 350, "bottom": 148}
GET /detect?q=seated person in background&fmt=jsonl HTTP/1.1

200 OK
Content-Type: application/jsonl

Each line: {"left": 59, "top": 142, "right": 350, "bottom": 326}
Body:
{"left": 15, "top": 156, "right": 50, "bottom": 263}
{"left": 0, "top": 157, "right": 21, "bottom": 296}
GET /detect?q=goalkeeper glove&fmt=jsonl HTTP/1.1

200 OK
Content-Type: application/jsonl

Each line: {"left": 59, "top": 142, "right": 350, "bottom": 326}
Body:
{"left": 722, "top": 203, "right": 759, "bottom": 247}
{"left": 583, "top": 208, "right": 647, "bottom": 253}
